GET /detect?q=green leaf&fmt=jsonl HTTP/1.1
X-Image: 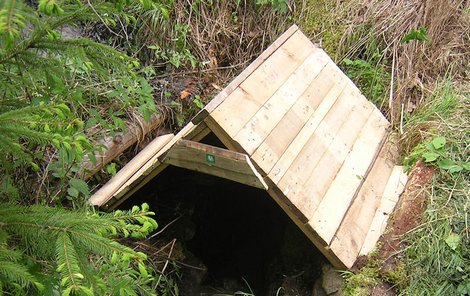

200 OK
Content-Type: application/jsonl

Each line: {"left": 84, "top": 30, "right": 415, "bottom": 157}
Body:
{"left": 193, "top": 95, "right": 204, "bottom": 109}
{"left": 422, "top": 152, "right": 439, "bottom": 162}
{"left": 445, "top": 232, "right": 461, "bottom": 250}
{"left": 106, "top": 163, "right": 117, "bottom": 176}
{"left": 401, "top": 27, "right": 428, "bottom": 43}
{"left": 431, "top": 136, "right": 446, "bottom": 150}
{"left": 79, "top": 286, "right": 93, "bottom": 296}
{"left": 462, "top": 162, "right": 470, "bottom": 171}
{"left": 141, "top": 203, "right": 149, "bottom": 212}
{"left": 67, "top": 187, "right": 79, "bottom": 198}
{"left": 68, "top": 178, "right": 89, "bottom": 197}
{"left": 437, "top": 159, "right": 463, "bottom": 173}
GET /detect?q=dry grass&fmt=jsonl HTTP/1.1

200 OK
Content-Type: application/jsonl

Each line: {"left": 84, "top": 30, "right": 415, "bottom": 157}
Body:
{"left": 145, "top": 1, "right": 293, "bottom": 97}
{"left": 342, "top": 0, "right": 470, "bottom": 121}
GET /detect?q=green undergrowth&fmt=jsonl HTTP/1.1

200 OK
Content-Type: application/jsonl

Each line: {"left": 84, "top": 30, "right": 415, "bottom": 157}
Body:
{"left": 343, "top": 81, "right": 469, "bottom": 295}
{"left": 400, "top": 82, "right": 469, "bottom": 295}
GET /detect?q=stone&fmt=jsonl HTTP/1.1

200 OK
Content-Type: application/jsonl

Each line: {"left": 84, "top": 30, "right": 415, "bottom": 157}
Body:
{"left": 321, "top": 264, "right": 344, "bottom": 295}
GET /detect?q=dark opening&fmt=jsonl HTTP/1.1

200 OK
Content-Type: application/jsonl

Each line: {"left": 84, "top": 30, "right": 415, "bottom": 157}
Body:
{"left": 120, "top": 133, "right": 327, "bottom": 295}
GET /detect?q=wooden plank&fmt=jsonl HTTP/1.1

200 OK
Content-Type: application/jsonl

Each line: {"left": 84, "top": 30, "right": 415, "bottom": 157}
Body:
{"left": 80, "top": 113, "right": 164, "bottom": 179}
{"left": 267, "top": 76, "right": 348, "bottom": 185}
{"left": 274, "top": 87, "right": 360, "bottom": 212}
{"left": 210, "top": 30, "right": 316, "bottom": 138}
{"left": 162, "top": 140, "right": 268, "bottom": 189}
{"left": 329, "top": 143, "right": 396, "bottom": 268}
{"left": 111, "top": 122, "right": 200, "bottom": 203}
{"left": 309, "top": 109, "right": 389, "bottom": 244}
{"left": 233, "top": 49, "right": 331, "bottom": 155}
{"left": 294, "top": 94, "right": 376, "bottom": 220}
{"left": 360, "top": 166, "right": 408, "bottom": 256}
{"left": 251, "top": 62, "right": 344, "bottom": 174}
{"left": 89, "top": 134, "right": 174, "bottom": 207}
{"left": 191, "top": 24, "right": 300, "bottom": 124}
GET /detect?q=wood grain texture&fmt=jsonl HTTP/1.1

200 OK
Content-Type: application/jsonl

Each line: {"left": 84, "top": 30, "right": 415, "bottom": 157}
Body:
{"left": 268, "top": 75, "right": 348, "bottom": 185}
{"left": 81, "top": 113, "right": 164, "bottom": 179}
{"left": 192, "top": 25, "right": 299, "bottom": 124}
{"left": 329, "top": 143, "right": 396, "bottom": 268}
{"left": 233, "top": 48, "right": 330, "bottom": 155}
{"left": 89, "top": 134, "right": 174, "bottom": 207}
{"left": 210, "top": 30, "right": 315, "bottom": 138}
{"left": 288, "top": 91, "right": 376, "bottom": 222}
{"left": 359, "top": 165, "right": 408, "bottom": 256}
{"left": 309, "top": 109, "right": 389, "bottom": 244}
{"left": 251, "top": 62, "right": 343, "bottom": 175}
{"left": 273, "top": 86, "right": 358, "bottom": 220}
{"left": 162, "top": 140, "right": 268, "bottom": 189}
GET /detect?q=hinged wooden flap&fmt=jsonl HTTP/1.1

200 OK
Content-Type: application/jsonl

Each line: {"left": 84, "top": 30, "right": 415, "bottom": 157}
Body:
{"left": 161, "top": 140, "right": 268, "bottom": 190}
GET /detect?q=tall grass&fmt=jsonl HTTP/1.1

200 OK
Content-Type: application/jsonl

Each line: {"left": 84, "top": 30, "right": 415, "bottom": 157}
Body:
{"left": 400, "top": 82, "right": 469, "bottom": 295}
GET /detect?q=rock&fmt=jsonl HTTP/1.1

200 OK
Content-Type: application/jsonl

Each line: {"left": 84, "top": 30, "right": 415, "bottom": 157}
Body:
{"left": 312, "top": 279, "right": 327, "bottom": 296}
{"left": 321, "top": 264, "right": 344, "bottom": 296}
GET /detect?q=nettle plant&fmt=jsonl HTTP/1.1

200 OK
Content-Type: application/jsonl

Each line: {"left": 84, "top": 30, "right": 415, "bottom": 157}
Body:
{"left": 405, "top": 136, "right": 470, "bottom": 173}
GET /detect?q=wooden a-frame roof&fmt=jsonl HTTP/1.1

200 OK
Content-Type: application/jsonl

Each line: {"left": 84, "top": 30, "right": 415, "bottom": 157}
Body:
{"left": 89, "top": 25, "right": 407, "bottom": 269}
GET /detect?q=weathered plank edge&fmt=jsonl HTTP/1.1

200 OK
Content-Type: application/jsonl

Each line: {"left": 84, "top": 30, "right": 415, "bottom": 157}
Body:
{"left": 89, "top": 134, "right": 174, "bottom": 207}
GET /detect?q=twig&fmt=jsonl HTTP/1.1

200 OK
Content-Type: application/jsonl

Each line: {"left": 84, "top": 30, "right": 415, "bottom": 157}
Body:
{"left": 389, "top": 46, "right": 396, "bottom": 124}
{"left": 400, "top": 102, "right": 405, "bottom": 135}
{"left": 34, "top": 150, "right": 57, "bottom": 204}
{"left": 154, "top": 238, "right": 176, "bottom": 290}
{"left": 147, "top": 215, "right": 182, "bottom": 240}
{"left": 154, "top": 60, "right": 250, "bottom": 78}
{"left": 86, "top": 0, "right": 122, "bottom": 38}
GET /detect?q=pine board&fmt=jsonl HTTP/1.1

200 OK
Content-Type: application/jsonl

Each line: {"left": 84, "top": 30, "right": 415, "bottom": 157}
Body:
{"left": 233, "top": 48, "right": 330, "bottom": 155}
{"left": 359, "top": 165, "right": 408, "bottom": 255}
{"left": 309, "top": 110, "right": 389, "bottom": 244}
{"left": 251, "top": 62, "right": 343, "bottom": 175}
{"left": 329, "top": 143, "right": 396, "bottom": 268}
{"left": 192, "top": 25, "right": 300, "bottom": 124}
{"left": 267, "top": 76, "right": 348, "bottom": 185}
{"left": 210, "top": 30, "right": 315, "bottom": 138}
{"left": 290, "top": 94, "right": 376, "bottom": 221}
{"left": 162, "top": 140, "right": 268, "bottom": 189}
{"left": 273, "top": 86, "right": 360, "bottom": 219}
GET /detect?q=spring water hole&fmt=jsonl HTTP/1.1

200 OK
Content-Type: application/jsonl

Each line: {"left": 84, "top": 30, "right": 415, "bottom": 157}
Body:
{"left": 120, "top": 163, "right": 331, "bottom": 296}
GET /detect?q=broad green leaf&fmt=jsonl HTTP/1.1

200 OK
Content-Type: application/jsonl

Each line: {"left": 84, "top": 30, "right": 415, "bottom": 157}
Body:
{"left": 438, "top": 159, "right": 463, "bottom": 173}
{"left": 431, "top": 136, "right": 446, "bottom": 150}
{"left": 106, "top": 163, "right": 117, "bottom": 176}
{"left": 67, "top": 187, "right": 79, "bottom": 198}
{"left": 422, "top": 152, "right": 439, "bottom": 162}
{"left": 462, "top": 162, "right": 470, "bottom": 171}
{"left": 68, "top": 178, "right": 89, "bottom": 196}
{"left": 445, "top": 232, "right": 461, "bottom": 250}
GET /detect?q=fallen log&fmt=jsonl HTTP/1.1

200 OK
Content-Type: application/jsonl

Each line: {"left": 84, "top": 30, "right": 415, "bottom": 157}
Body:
{"left": 80, "top": 112, "right": 165, "bottom": 180}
